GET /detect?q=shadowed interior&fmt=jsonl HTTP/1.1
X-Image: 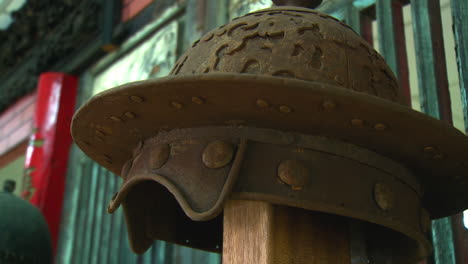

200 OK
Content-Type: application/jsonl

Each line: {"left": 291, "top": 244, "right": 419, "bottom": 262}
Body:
{"left": 122, "top": 180, "right": 223, "bottom": 254}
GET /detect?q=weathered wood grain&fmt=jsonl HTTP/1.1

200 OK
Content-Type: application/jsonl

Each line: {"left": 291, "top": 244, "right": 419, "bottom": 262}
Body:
{"left": 223, "top": 200, "right": 350, "bottom": 264}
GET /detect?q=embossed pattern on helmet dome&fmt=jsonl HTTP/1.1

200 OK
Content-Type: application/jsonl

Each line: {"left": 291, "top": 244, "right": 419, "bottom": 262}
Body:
{"left": 170, "top": 8, "right": 401, "bottom": 103}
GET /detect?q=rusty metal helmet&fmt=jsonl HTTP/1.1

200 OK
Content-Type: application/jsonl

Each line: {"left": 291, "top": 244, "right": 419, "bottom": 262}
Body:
{"left": 72, "top": 4, "right": 468, "bottom": 259}
{"left": 0, "top": 180, "right": 52, "bottom": 264}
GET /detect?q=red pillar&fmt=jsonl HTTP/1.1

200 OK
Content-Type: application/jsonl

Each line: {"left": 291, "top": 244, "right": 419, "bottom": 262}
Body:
{"left": 22, "top": 73, "right": 78, "bottom": 254}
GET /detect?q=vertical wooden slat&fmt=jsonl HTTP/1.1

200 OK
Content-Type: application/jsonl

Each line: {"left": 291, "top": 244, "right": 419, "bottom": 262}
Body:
{"left": 376, "top": 0, "right": 411, "bottom": 106}
{"left": 450, "top": 214, "right": 465, "bottom": 264}
{"left": 88, "top": 166, "right": 102, "bottom": 263}
{"left": 163, "top": 241, "right": 174, "bottom": 264}
{"left": 73, "top": 161, "right": 93, "bottom": 264}
{"left": 118, "top": 208, "right": 128, "bottom": 264}
{"left": 451, "top": 0, "right": 468, "bottom": 130}
{"left": 141, "top": 244, "right": 153, "bottom": 264}
{"left": 151, "top": 241, "right": 162, "bottom": 263}
{"left": 90, "top": 167, "right": 108, "bottom": 264}
{"left": 344, "top": 3, "right": 361, "bottom": 35}
{"left": 360, "top": 13, "right": 374, "bottom": 46}
{"left": 411, "top": 0, "right": 457, "bottom": 264}
{"left": 82, "top": 163, "right": 100, "bottom": 262}
{"left": 99, "top": 170, "right": 115, "bottom": 264}
{"left": 410, "top": 0, "right": 452, "bottom": 121}
{"left": 108, "top": 177, "right": 123, "bottom": 264}
{"left": 182, "top": 0, "right": 204, "bottom": 52}
{"left": 376, "top": 0, "right": 398, "bottom": 74}
{"left": 55, "top": 151, "right": 85, "bottom": 263}
{"left": 391, "top": 0, "right": 411, "bottom": 106}
{"left": 154, "top": 241, "right": 164, "bottom": 263}
{"left": 432, "top": 218, "right": 457, "bottom": 264}
{"left": 119, "top": 204, "right": 138, "bottom": 264}
{"left": 99, "top": 0, "right": 119, "bottom": 51}
{"left": 205, "top": 0, "right": 229, "bottom": 31}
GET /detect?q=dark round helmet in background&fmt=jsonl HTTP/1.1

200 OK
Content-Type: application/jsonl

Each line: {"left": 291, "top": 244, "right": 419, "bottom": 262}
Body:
{"left": 0, "top": 180, "right": 52, "bottom": 264}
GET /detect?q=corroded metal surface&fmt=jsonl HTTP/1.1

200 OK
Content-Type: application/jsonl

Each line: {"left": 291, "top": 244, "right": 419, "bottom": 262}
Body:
{"left": 107, "top": 126, "right": 430, "bottom": 258}
{"left": 277, "top": 160, "right": 310, "bottom": 190}
{"left": 172, "top": 6, "right": 401, "bottom": 103}
{"left": 72, "top": 73, "right": 468, "bottom": 219}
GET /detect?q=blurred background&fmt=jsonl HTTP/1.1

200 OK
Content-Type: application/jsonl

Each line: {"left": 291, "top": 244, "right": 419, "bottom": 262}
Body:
{"left": 0, "top": 0, "right": 466, "bottom": 263}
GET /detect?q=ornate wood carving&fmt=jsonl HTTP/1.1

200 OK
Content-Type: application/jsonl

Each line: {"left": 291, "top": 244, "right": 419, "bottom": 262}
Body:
{"left": 0, "top": 0, "right": 105, "bottom": 112}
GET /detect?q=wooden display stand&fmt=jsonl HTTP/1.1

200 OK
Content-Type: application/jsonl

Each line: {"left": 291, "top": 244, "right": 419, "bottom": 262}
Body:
{"left": 223, "top": 200, "right": 350, "bottom": 264}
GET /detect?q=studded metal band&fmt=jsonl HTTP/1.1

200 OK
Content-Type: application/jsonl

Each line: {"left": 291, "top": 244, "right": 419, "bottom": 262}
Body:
{"left": 108, "top": 126, "right": 430, "bottom": 256}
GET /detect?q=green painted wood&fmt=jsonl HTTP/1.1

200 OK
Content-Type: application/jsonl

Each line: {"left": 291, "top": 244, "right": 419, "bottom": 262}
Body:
{"left": 82, "top": 163, "right": 100, "bottom": 262}
{"left": 108, "top": 177, "right": 124, "bottom": 264}
{"left": 182, "top": 0, "right": 204, "bottom": 53}
{"left": 163, "top": 241, "right": 174, "bottom": 264}
{"left": 90, "top": 166, "right": 108, "bottom": 264}
{"left": 99, "top": 170, "right": 115, "bottom": 264}
{"left": 344, "top": 3, "right": 361, "bottom": 35}
{"left": 411, "top": 0, "right": 457, "bottom": 264}
{"left": 451, "top": 0, "right": 468, "bottom": 131}
{"left": 205, "top": 0, "right": 229, "bottom": 31}
{"left": 376, "top": 0, "right": 398, "bottom": 76}
{"left": 410, "top": 0, "right": 451, "bottom": 120}
{"left": 119, "top": 207, "right": 138, "bottom": 264}
{"left": 376, "top": 0, "right": 411, "bottom": 106}
{"left": 55, "top": 150, "right": 85, "bottom": 264}
{"left": 72, "top": 161, "right": 93, "bottom": 264}
{"left": 141, "top": 243, "right": 153, "bottom": 264}
{"left": 432, "top": 218, "right": 457, "bottom": 264}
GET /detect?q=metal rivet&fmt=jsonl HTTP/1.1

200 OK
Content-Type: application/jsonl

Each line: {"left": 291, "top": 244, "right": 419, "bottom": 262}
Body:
{"left": 125, "top": 112, "right": 136, "bottom": 118}
{"left": 374, "top": 123, "right": 386, "bottom": 131}
{"left": 171, "top": 102, "right": 183, "bottom": 109}
{"left": 374, "top": 183, "right": 393, "bottom": 211}
{"left": 202, "top": 140, "right": 234, "bottom": 169}
{"left": 277, "top": 160, "right": 309, "bottom": 190}
{"left": 322, "top": 100, "right": 336, "bottom": 111}
{"left": 149, "top": 144, "right": 170, "bottom": 170}
{"left": 334, "top": 75, "right": 344, "bottom": 84}
{"left": 130, "top": 95, "right": 144, "bottom": 103}
{"left": 256, "top": 99, "right": 269, "bottom": 108}
{"left": 109, "top": 116, "right": 122, "bottom": 122}
{"left": 279, "top": 105, "right": 292, "bottom": 113}
{"left": 420, "top": 208, "right": 431, "bottom": 233}
{"left": 96, "top": 130, "right": 105, "bottom": 137}
{"left": 423, "top": 146, "right": 436, "bottom": 153}
{"left": 192, "top": 97, "right": 205, "bottom": 104}
{"left": 433, "top": 154, "right": 444, "bottom": 160}
{"left": 351, "top": 119, "right": 364, "bottom": 127}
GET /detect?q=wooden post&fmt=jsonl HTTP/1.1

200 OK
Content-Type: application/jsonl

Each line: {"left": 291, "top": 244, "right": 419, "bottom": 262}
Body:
{"left": 223, "top": 200, "right": 350, "bottom": 264}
